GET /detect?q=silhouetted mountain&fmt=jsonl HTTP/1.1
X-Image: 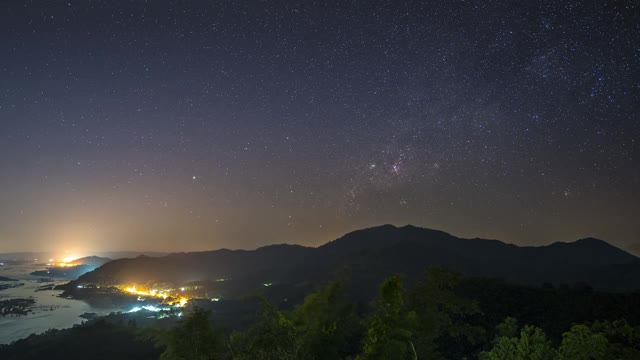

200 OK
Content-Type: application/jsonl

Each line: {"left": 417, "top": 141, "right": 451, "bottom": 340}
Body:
{"left": 0, "top": 252, "right": 165, "bottom": 261}
{"left": 95, "top": 251, "right": 167, "bottom": 259}
{"left": 627, "top": 243, "right": 640, "bottom": 257}
{"left": 73, "top": 256, "right": 111, "bottom": 267}
{"left": 68, "top": 225, "right": 640, "bottom": 295}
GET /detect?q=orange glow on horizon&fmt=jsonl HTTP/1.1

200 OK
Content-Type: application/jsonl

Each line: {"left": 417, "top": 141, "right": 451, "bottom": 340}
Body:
{"left": 57, "top": 262, "right": 77, "bottom": 267}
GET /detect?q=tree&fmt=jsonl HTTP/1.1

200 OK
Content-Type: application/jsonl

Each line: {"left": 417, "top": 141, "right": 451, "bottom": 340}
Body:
{"left": 408, "top": 268, "right": 485, "bottom": 358}
{"left": 229, "top": 299, "right": 299, "bottom": 360}
{"left": 160, "top": 307, "right": 226, "bottom": 360}
{"left": 558, "top": 325, "right": 608, "bottom": 360}
{"left": 359, "top": 275, "right": 418, "bottom": 360}
{"left": 479, "top": 324, "right": 556, "bottom": 360}
{"left": 292, "top": 278, "right": 362, "bottom": 359}
{"left": 591, "top": 319, "right": 640, "bottom": 359}
{"left": 495, "top": 317, "right": 519, "bottom": 339}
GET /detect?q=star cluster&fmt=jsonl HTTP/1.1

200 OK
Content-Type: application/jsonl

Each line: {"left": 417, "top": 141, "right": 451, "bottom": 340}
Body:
{"left": 0, "top": 1, "right": 638, "bottom": 252}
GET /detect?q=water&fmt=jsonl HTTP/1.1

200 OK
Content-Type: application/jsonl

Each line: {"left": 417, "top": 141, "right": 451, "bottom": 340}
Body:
{"left": 0, "top": 262, "right": 118, "bottom": 344}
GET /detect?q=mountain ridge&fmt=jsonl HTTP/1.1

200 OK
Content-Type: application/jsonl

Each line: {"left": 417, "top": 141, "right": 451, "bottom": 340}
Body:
{"left": 68, "top": 224, "right": 640, "bottom": 294}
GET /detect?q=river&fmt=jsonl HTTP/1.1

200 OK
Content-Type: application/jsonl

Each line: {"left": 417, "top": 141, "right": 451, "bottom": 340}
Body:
{"left": 0, "top": 261, "right": 118, "bottom": 344}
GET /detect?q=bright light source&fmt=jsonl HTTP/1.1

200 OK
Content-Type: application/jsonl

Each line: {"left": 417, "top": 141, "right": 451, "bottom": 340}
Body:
{"left": 121, "top": 285, "right": 190, "bottom": 309}
{"left": 128, "top": 305, "right": 163, "bottom": 313}
{"left": 57, "top": 262, "right": 77, "bottom": 267}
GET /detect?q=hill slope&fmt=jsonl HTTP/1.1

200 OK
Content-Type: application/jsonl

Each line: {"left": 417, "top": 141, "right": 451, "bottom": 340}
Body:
{"left": 69, "top": 225, "right": 640, "bottom": 293}
{"left": 627, "top": 243, "right": 640, "bottom": 257}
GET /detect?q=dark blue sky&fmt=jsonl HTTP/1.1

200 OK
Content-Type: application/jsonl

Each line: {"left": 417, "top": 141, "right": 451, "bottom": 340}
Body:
{"left": 1, "top": 1, "right": 638, "bottom": 253}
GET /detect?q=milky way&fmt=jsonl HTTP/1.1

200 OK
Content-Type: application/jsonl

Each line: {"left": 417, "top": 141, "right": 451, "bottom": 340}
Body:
{"left": 0, "top": 1, "right": 638, "bottom": 252}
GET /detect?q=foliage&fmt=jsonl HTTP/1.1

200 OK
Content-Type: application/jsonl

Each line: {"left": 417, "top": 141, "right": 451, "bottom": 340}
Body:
{"left": 358, "top": 275, "right": 418, "bottom": 360}
{"left": 230, "top": 278, "right": 361, "bottom": 360}
{"left": 229, "top": 299, "right": 299, "bottom": 360}
{"left": 5, "top": 269, "right": 640, "bottom": 360}
{"left": 479, "top": 324, "right": 556, "bottom": 360}
{"left": 159, "top": 307, "right": 226, "bottom": 360}
{"left": 0, "top": 317, "right": 161, "bottom": 360}
{"left": 292, "top": 277, "right": 362, "bottom": 359}
{"left": 456, "top": 277, "right": 640, "bottom": 341}
{"left": 480, "top": 318, "right": 640, "bottom": 360}
{"left": 495, "top": 317, "right": 520, "bottom": 339}
{"left": 408, "top": 268, "right": 485, "bottom": 358}
{"left": 591, "top": 319, "right": 640, "bottom": 359}
{"left": 557, "top": 325, "right": 608, "bottom": 360}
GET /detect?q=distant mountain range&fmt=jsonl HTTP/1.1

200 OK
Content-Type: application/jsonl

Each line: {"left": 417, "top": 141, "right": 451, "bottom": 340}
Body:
{"left": 0, "top": 252, "right": 167, "bottom": 261}
{"left": 30, "top": 256, "right": 112, "bottom": 279}
{"left": 72, "top": 256, "right": 112, "bottom": 267}
{"left": 69, "top": 225, "right": 640, "bottom": 294}
{"left": 627, "top": 243, "right": 640, "bottom": 257}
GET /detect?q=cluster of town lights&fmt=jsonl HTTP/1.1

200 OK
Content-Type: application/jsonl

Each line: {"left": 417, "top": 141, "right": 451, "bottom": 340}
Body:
{"left": 44, "top": 258, "right": 79, "bottom": 268}
{"left": 56, "top": 262, "right": 77, "bottom": 268}
{"left": 122, "top": 286, "right": 189, "bottom": 307}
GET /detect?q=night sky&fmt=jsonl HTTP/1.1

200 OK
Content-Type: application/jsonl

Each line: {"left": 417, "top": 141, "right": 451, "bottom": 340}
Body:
{"left": 1, "top": 1, "right": 638, "bottom": 254}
